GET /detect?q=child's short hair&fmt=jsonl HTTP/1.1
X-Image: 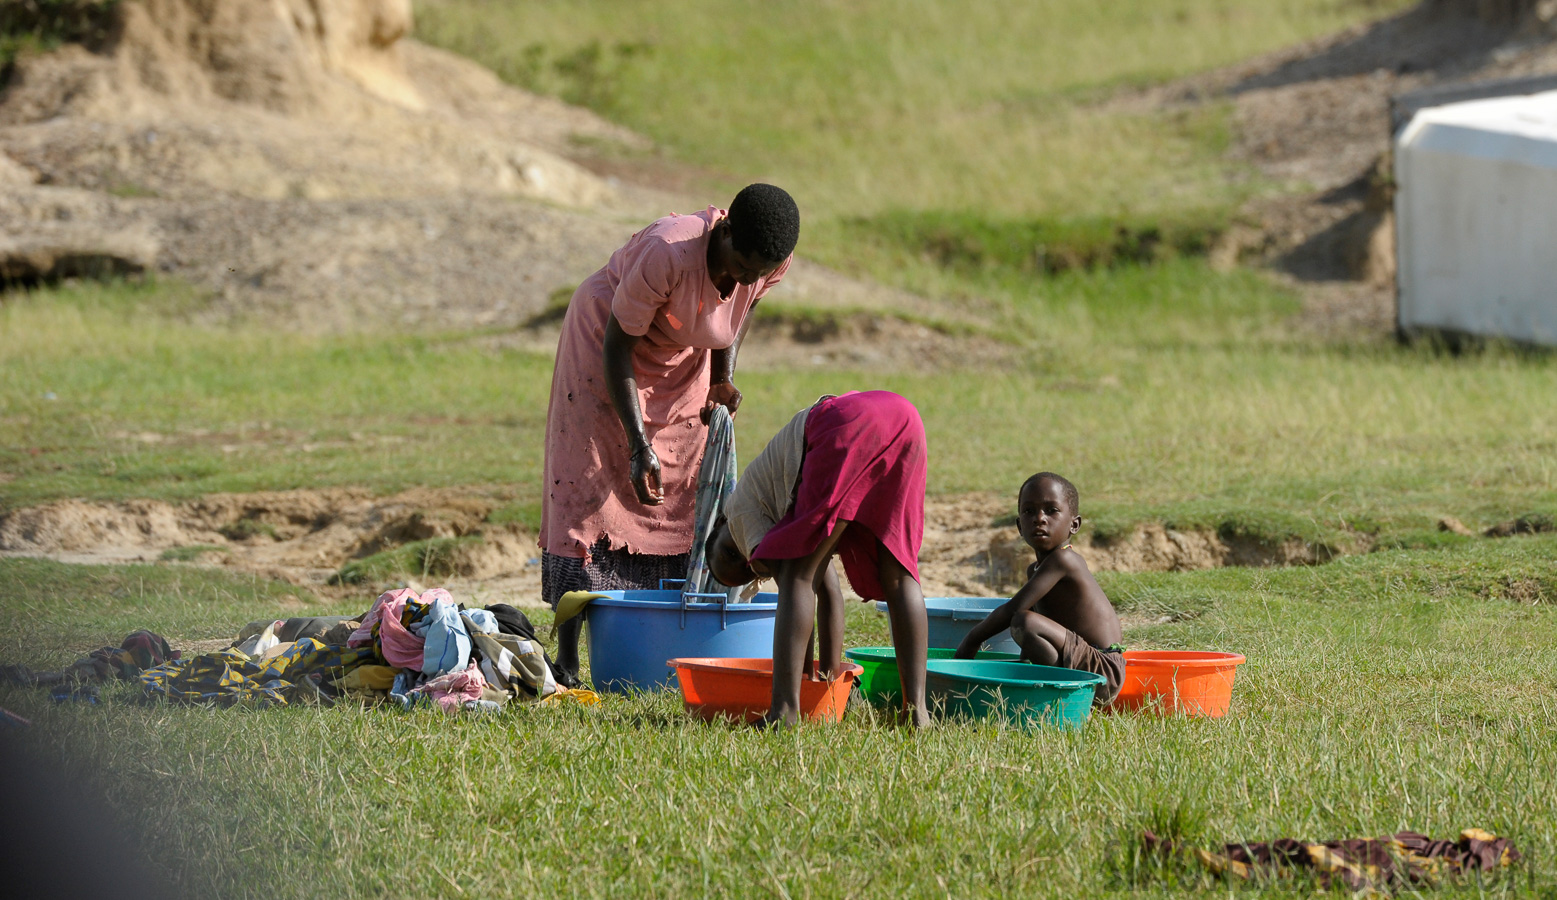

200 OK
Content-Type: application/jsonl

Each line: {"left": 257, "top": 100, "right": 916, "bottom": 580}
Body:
{"left": 1021, "top": 471, "right": 1079, "bottom": 513}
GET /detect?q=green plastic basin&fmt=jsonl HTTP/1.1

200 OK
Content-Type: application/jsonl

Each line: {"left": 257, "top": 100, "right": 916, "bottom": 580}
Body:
{"left": 924, "top": 659, "right": 1104, "bottom": 730}
{"left": 844, "top": 646, "right": 1019, "bottom": 709}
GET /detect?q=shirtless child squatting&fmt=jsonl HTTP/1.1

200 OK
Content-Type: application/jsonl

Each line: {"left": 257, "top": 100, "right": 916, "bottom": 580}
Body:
{"left": 953, "top": 472, "right": 1126, "bottom": 706}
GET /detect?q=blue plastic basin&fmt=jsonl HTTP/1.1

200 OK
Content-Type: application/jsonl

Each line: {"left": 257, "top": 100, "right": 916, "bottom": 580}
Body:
{"left": 874, "top": 596, "right": 1018, "bottom": 654}
{"left": 585, "top": 590, "right": 778, "bottom": 693}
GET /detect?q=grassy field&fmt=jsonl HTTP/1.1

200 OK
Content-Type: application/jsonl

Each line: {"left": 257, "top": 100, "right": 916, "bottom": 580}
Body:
{"left": 2, "top": 535, "right": 1554, "bottom": 897}
{"left": 4, "top": 272, "right": 1554, "bottom": 549}
{"left": 416, "top": 0, "right": 1411, "bottom": 221}
{"left": 5, "top": 0, "right": 1557, "bottom": 896}
{"left": 4, "top": 272, "right": 1555, "bottom": 895}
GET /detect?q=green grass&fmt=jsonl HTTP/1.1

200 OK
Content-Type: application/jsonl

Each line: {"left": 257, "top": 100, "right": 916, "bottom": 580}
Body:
{"left": 5, "top": 275, "right": 1557, "bottom": 552}
{"left": 0, "top": 279, "right": 554, "bottom": 507}
{"left": 0, "top": 0, "right": 119, "bottom": 74}
{"left": 0, "top": 557, "right": 324, "bottom": 664}
{"left": 3, "top": 537, "right": 1555, "bottom": 897}
{"left": 414, "top": 0, "right": 1411, "bottom": 222}
{"left": 158, "top": 543, "right": 227, "bottom": 562}
{"left": 328, "top": 535, "right": 483, "bottom": 585}
{"left": 839, "top": 207, "right": 1232, "bottom": 277}
{"left": 5, "top": 2, "right": 1553, "bottom": 895}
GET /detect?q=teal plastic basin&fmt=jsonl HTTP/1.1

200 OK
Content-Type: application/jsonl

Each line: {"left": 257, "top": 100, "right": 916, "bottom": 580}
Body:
{"left": 924, "top": 659, "right": 1104, "bottom": 730}
{"left": 845, "top": 646, "right": 1020, "bottom": 709}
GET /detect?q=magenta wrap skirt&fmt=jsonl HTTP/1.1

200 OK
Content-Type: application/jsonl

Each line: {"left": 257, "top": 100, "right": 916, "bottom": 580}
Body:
{"left": 750, "top": 390, "right": 927, "bottom": 600}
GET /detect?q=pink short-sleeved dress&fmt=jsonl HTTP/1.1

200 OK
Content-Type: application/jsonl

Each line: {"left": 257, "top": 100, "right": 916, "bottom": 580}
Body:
{"left": 540, "top": 207, "right": 790, "bottom": 569}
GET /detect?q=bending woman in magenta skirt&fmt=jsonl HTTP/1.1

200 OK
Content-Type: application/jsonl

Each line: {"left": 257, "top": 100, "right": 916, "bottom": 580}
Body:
{"left": 706, "top": 390, "right": 931, "bottom": 727}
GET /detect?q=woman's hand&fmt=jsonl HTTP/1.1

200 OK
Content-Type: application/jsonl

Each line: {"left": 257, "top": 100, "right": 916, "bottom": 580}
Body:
{"left": 630, "top": 444, "right": 665, "bottom": 505}
{"left": 703, "top": 380, "right": 742, "bottom": 422}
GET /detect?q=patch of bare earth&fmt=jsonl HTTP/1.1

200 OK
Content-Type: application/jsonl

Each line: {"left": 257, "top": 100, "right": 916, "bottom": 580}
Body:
{"left": 3, "top": 489, "right": 1347, "bottom": 607}
{"left": 0, "top": 488, "right": 545, "bottom": 607}
{"left": 914, "top": 494, "right": 1342, "bottom": 599}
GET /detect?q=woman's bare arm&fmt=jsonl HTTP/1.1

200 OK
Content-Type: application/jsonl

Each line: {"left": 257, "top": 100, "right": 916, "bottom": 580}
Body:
{"left": 705, "top": 300, "right": 757, "bottom": 419}
{"left": 603, "top": 314, "right": 662, "bottom": 505}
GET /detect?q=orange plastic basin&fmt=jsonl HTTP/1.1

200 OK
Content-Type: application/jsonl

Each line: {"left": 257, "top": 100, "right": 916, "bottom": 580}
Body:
{"left": 1110, "top": 650, "right": 1246, "bottom": 717}
{"left": 667, "top": 657, "right": 863, "bottom": 724}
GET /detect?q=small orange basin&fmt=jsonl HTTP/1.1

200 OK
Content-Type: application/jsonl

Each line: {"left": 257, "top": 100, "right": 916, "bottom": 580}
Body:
{"left": 667, "top": 657, "right": 863, "bottom": 724}
{"left": 1110, "top": 650, "right": 1246, "bottom": 717}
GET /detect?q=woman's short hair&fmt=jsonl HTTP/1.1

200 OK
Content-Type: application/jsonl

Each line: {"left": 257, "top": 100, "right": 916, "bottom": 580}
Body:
{"left": 728, "top": 183, "right": 800, "bottom": 263}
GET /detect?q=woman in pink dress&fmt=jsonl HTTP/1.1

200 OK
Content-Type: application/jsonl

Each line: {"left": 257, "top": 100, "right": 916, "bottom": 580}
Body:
{"left": 540, "top": 184, "right": 800, "bottom": 686}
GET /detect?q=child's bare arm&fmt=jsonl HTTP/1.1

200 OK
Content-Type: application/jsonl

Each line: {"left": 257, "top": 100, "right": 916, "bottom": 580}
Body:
{"left": 1008, "top": 554, "right": 1074, "bottom": 616}
{"left": 953, "top": 602, "right": 1013, "bottom": 658}
{"left": 953, "top": 556, "right": 1073, "bottom": 657}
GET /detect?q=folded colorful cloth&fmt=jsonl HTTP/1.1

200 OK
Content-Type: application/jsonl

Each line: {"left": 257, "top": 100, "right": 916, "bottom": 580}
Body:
{"left": 406, "top": 660, "right": 486, "bottom": 712}
{"left": 139, "top": 639, "right": 374, "bottom": 708}
{"left": 372, "top": 589, "right": 426, "bottom": 670}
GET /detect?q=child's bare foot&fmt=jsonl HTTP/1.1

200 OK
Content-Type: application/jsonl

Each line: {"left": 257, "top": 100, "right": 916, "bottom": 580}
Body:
{"left": 757, "top": 706, "right": 800, "bottom": 729}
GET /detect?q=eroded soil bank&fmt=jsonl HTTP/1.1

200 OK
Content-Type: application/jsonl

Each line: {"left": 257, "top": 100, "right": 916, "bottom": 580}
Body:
{"left": 0, "top": 489, "right": 1351, "bottom": 605}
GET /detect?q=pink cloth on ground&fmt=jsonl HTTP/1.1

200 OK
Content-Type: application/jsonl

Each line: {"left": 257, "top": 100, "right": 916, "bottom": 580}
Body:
{"left": 540, "top": 207, "right": 791, "bottom": 561}
{"left": 372, "top": 589, "right": 425, "bottom": 670}
{"left": 409, "top": 660, "right": 487, "bottom": 712}
{"left": 346, "top": 592, "right": 389, "bottom": 648}
{"left": 750, "top": 391, "right": 927, "bottom": 601}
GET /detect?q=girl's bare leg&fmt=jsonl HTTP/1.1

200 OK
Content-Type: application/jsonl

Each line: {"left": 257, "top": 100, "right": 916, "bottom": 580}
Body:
{"left": 764, "top": 522, "right": 850, "bottom": 726}
{"left": 814, "top": 560, "right": 846, "bottom": 680}
{"left": 877, "top": 544, "right": 930, "bottom": 727}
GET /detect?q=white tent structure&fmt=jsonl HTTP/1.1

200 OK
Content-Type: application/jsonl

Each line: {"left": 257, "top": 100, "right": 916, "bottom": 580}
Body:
{"left": 1394, "top": 90, "right": 1557, "bottom": 344}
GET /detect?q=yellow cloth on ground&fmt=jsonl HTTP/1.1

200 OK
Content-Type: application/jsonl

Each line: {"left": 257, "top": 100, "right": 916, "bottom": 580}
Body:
{"left": 540, "top": 687, "right": 601, "bottom": 707}
{"left": 336, "top": 664, "right": 398, "bottom": 692}
{"left": 551, "top": 591, "right": 608, "bottom": 630}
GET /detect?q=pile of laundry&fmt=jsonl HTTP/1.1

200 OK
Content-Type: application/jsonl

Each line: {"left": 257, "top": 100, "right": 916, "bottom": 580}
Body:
{"left": 2, "top": 588, "right": 595, "bottom": 713}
